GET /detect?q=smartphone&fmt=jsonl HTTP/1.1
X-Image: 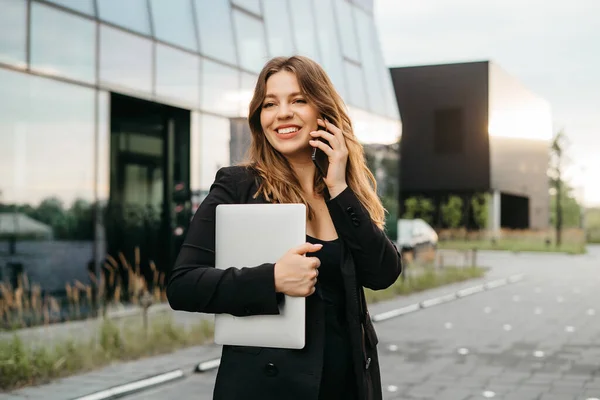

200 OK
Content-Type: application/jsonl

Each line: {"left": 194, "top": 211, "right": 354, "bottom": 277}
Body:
{"left": 311, "top": 118, "right": 330, "bottom": 177}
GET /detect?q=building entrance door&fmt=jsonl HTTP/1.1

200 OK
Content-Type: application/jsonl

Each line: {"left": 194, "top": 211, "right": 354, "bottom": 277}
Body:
{"left": 106, "top": 94, "right": 190, "bottom": 299}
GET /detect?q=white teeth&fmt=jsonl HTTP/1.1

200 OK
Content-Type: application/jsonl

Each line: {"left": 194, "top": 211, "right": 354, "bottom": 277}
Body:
{"left": 277, "top": 127, "right": 299, "bottom": 134}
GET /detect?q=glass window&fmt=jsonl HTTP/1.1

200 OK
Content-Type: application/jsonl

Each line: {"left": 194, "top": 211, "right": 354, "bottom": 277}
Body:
{"left": 99, "top": 25, "right": 153, "bottom": 94}
{"left": 30, "top": 3, "right": 96, "bottom": 84}
{"left": 288, "top": 0, "right": 320, "bottom": 62}
{"left": 369, "top": 20, "right": 400, "bottom": 119}
{"left": 353, "top": 8, "right": 383, "bottom": 114}
{"left": 0, "top": 0, "right": 27, "bottom": 68}
{"left": 201, "top": 58, "right": 240, "bottom": 117}
{"left": 150, "top": 0, "right": 198, "bottom": 51}
{"left": 262, "top": 0, "right": 295, "bottom": 58}
{"left": 345, "top": 61, "right": 368, "bottom": 110}
{"left": 231, "top": 0, "right": 261, "bottom": 15}
{"left": 199, "top": 114, "right": 231, "bottom": 191}
{"left": 312, "top": 0, "right": 346, "bottom": 99}
{"left": 232, "top": 10, "right": 268, "bottom": 73}
{"left": 239, "top": 72, "right": 258, "bottom": 118}
{"left": 97, "top": 0, "right": 151, "bottom": 36}
{"left": 194, "top": 0, "right": 237, "bottom": 65}
{"left": 45, "top": 0, "right": 95, "bottom": 15}
{"left": 350, "top": 0, "right": 373, "bottom": 13}
{"left": 334, "top": 0, "right": 360, "bottom": 61}
{"left": 0, "top": 68, "right": 95, "bottom": 294}
{"left": 155, "top": 44, "right": 201, "bottom": 108}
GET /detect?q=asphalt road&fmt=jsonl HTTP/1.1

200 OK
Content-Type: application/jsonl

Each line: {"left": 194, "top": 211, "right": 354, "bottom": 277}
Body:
{"left": 125, "top": 247, "right": 600, "bottom": 400}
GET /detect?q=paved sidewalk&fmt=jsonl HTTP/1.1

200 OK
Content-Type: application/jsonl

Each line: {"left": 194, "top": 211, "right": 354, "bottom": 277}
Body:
{"left": 123, "top": 247, "right": 600, "bottom": 400}
{"left": 2, "top": 259, "right": 518, "bottom": 400}
{"left": 1, "top": 343, "right": 223, "bottom": 400}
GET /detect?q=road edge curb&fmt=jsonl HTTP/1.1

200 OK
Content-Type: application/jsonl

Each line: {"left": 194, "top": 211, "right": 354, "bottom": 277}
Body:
{"left": 71, "top": 369, "right": 185, "bottom": 400}
{"left": 371, "top": 273, "right": 524, "bottom": 322}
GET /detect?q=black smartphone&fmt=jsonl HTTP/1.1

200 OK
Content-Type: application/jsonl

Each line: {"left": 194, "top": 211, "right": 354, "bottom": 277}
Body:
{"left": 311, "top": 118, "right": 330, "bottom": 177}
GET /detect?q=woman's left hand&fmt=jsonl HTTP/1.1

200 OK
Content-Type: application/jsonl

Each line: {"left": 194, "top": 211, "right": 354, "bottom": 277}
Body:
{"left": 309, "top": 118, "right": 348, "bottom": 198}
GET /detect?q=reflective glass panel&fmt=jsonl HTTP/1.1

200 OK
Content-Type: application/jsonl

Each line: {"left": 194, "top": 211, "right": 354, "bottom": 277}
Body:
{"left": 239, "top": 72, "right": 258, "bottom": 118}
{"left": 231, "top": 0, "right": 261, "bottom": 15}
{"left": 155, "top": 44, "right": 201, "bottom": 108}
{"left": 201, "top": 58, "right": 240, "bottom": 116}
{"left": 334, "top": 0, "right": 360, "bottom": 61}
{"left": 150, "top": 0, "right": 198, "bottom": 51}
{"left": 312, "top": 0, "right": 346, "bottom": 99}
{"left": 46, "top": 0, "right": 95, "bottom": 15}
{"left": 350, "top": 0, "right": 373, "bottom": 13}
{"left": 0, "top": 68, "right": 95, "bottom": 301}
{"left": 288, "top": 0, "right": 320, "bottom": 62}
{"left": 0, "top": 0, "right": 27, "bottom": 68}
{"left": 199, "top": 114, "right": 231, "bottom": 191}
{"left": 97, "top": 0, "right": 151, "bottom": 35}
{"left": 262, "top": 0, "right": 295, "bottom": 58}
{"left": 30, "top": 3, "right": 96, "bottom": 83}
{"left": 194, "top": 0, "right": 237, "bottom": 65}
{"left": 369, "top": 19, "right": 400, "bottom": 119}
{"left": 353, "top": 8, "right": 384, "bottom": 114}
{"left": 99, "top": 25, "right": 153, "bottom": 94}
{"left": 345, "top": 61, "right": 368, "bottom": 109}
{"left": 232, "top": 10, "right": 268, "bottom": 73}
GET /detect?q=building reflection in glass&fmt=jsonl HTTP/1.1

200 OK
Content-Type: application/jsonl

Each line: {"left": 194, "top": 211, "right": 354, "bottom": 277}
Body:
{"left": 0, "top": 0, "right": 401, "bottom": 328}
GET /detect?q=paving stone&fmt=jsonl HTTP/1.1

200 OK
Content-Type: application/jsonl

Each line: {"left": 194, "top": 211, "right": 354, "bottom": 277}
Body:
{"left": 7, "top": 248, "right": 600, "bottom": 399}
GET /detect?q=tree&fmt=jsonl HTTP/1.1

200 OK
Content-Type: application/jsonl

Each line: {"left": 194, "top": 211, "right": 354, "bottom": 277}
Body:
{"left": 418, "top": 198, "right": 435, "bottom": 225}
{"left": 471, "top": 193, "right": 489, "bottom": 230}
{"left": 402, "top": 197, "right": 419, "bottom": 219}
{"left": 402, "top": 196, "right": 434, "bottom": 224}
{"left": 549, "top": 183, "right": 581, "bottom": 228}
{"left": 549, "top": 130, "right": 569, "bottom": 246}
{"left": 440, "top": 195, "right": 463, "bottom": 229}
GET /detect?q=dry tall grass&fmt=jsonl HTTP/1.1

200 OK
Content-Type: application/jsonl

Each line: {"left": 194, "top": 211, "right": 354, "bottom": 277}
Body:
{"left": 0, "top": 247, "right": 168, "bottom": 331}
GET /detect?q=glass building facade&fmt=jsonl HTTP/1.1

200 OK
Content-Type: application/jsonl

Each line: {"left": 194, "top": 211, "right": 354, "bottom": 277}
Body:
{"left": 0, "top": 0, "right": 400, "bottom": 321}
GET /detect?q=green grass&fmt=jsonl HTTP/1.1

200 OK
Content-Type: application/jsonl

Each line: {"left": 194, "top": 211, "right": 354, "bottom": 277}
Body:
{"left": 365, "top": 265, "right": 487, "bottom": 304}
{"left": 0, "top": 315, "right": 213, "bottom": 391}
{"left": 438, "top": 238, "right": 586, "bottom": 255}
{"left": 585, "top": 208, "right": 600, "bottom": 244}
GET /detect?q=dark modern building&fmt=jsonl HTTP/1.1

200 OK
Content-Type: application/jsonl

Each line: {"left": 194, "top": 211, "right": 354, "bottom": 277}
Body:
{"left": 390, "top": 61, "right": 552, "bottom": 231}
{"left": 0, "top": 0, "right": 401, "bottom": 309}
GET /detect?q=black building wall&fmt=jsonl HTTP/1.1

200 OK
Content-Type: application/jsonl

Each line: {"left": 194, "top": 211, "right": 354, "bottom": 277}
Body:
{"left": 391, "top": 61, "right": 491, "bottom": 196}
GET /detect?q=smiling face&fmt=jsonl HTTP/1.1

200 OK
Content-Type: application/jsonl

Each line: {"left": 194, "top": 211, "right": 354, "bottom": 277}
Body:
{"left": 259, "top": 70, "right": 320, "bottom": 161}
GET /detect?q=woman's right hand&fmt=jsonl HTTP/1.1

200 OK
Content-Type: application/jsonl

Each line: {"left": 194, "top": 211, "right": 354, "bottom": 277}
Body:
{"left": 274, "top": 243, "right": 322, "bottom": 297}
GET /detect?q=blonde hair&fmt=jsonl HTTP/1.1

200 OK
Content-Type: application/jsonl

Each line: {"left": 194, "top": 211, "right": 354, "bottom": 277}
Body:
{"left": 242, "top": 56, "right": 386, "bottom": 229}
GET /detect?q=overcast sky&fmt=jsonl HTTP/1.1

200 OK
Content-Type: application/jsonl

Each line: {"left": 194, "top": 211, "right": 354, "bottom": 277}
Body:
{"left": 374, "top": 0, "right": 600, "bottom": 206}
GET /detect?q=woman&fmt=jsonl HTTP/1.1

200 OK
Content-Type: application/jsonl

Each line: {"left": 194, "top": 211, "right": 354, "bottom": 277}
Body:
{"left": 167, "top": 55, "right": 402, "bottom": 400}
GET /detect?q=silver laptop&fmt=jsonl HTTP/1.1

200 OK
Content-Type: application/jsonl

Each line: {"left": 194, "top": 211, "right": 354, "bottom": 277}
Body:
{"left": 213, "top": 203, "right": 306, "bottom": 349}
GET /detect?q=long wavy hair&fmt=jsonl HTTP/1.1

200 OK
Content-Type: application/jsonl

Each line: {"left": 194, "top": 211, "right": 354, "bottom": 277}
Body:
{"left": 242, "top": 56, "right": 385, "bottom": 229}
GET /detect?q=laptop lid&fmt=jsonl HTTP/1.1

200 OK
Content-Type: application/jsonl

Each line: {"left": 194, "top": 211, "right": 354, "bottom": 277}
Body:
{"left": 213, "top": 203, "right": 306, "bottom": 349}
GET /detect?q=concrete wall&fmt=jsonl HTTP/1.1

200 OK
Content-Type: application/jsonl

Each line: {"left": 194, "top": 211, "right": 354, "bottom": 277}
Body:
{"left": 488, "top": 63, "right": 552, "bottom": 229}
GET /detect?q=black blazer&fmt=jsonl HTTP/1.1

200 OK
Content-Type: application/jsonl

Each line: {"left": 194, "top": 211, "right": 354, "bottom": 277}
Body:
{"left": 167, "top": 166, "right": 402, "bottom": 400}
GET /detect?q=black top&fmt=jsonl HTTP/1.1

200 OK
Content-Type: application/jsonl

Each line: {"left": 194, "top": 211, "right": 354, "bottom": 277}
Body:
{"left": 307, "top": 235, "right": 357, "bottom": 400}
